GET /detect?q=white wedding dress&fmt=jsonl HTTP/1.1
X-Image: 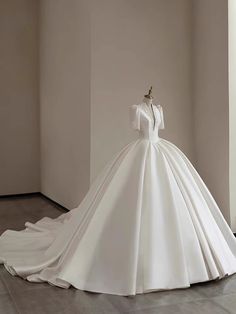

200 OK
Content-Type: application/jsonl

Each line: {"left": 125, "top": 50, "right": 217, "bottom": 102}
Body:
{"left": 1, "top": 102, "right": 236, "bottom": 296}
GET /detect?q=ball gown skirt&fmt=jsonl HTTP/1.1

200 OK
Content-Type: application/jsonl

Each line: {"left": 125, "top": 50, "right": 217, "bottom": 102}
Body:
{"left": 1, "top": 103, "right": 236, "bottom": 296}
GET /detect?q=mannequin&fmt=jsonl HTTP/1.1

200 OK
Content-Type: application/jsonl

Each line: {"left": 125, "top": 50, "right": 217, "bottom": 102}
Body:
{"left": 143, "top": 86, "right": 154, "bottom": 105}
{"left": 143, "top": 86, "right": 156, "bottom": 129}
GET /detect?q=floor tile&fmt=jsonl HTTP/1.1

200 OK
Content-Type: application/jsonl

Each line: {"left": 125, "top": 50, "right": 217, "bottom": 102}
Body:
{"left": 194, "top": 274, "right": 236, "bottom": 298}
{"left": 0, "top": 195, "right": 66, "bottom": 235}
{"left": 212, "top": 292, "right": 236, "bottom": 313}
{"left": 106, "top": 293, "right": 157, "bottom": 312}
{"left": 0, "top": 294, "right": 18, "bottom": 314}
{"left": 147, "top": 287, "right": 205, "bottom": 307}
{"left": 0, "top": 268, "right": 52, "bottom": 294}
{"left": 0, "top": 274, "right": 8, "bottom": 295}
{"left": 12, "top": 287, "right": 120, "bottom": 314}
{"left": 128, "top": 299, "right": 229, "bottom": 314}
{"left": 106, "top": 287, "right": 204, "bottom": 312}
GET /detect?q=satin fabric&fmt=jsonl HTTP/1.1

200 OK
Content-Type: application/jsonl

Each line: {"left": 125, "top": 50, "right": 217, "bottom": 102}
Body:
{"left": 1, "top": 103, "right": 236, "bottom": 296}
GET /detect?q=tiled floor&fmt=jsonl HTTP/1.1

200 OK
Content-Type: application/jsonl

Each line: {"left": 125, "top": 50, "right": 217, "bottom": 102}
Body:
{"left": 0, "top": 194, "right": 236, "bottom": 314}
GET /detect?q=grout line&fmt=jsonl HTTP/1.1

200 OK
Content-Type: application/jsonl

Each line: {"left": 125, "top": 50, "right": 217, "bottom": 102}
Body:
{"left": 209, "top": 298, "right": 232, "bottom": 314}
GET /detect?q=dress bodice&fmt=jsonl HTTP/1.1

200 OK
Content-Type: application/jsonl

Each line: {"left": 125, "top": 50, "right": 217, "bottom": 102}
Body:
{"left": 130, "top": 103, "right": 164, "bottom": 142}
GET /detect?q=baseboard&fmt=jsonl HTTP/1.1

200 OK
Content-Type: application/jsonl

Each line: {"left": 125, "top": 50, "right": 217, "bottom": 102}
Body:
{"left": 0, "top": 192, "right": 40, "bottom": 198}
{"left": 40, "top": 193, "right": 69, "bottom": 211}
{"left": 0, "top": 191, "right": 68, "bottom": 212}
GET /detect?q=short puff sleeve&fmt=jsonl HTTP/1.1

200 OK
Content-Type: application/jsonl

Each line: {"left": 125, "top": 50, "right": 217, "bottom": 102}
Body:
{"left": 129, "top": 105, "right": 140, "bottom": 130}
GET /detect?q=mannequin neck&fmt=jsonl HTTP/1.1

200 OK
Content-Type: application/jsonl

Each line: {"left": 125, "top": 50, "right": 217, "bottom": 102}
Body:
{"left": 143, "top": 97, "right": 153, "bottom": 106}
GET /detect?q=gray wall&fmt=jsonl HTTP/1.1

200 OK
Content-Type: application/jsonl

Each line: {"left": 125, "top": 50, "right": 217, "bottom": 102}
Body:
{"left": 0, "top": 0, "right": 40, "bottom": 195}
{"left": 0, "top": 0, "right": 231, "bottom": 222}
{"left": 40, "top": 0, "right": 90, "bottom": 209}
{"left": 192, "top": 0, "right": 229, "bottom": 222}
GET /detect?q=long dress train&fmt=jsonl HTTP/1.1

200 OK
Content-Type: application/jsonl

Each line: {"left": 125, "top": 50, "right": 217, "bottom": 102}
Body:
{"left": 0, "top": 102, "right": 236, "bottom": 296}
